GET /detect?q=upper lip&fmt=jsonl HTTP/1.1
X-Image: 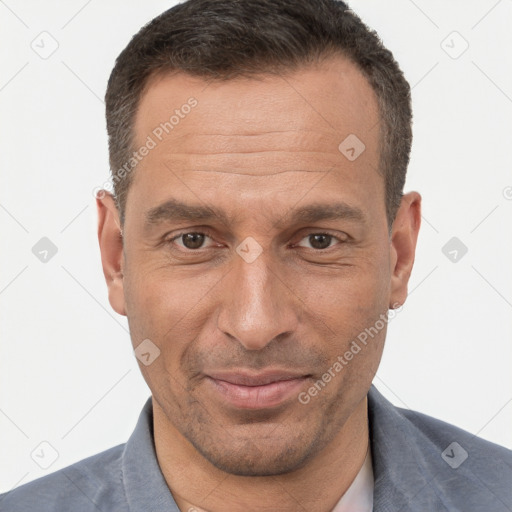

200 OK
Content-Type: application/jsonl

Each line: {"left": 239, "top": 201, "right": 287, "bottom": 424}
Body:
{"left": 206, "top": 370, "right": 310, "bottom": 387}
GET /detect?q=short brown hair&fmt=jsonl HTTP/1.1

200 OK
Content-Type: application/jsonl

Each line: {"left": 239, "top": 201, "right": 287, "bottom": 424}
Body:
{"left": 105, "top": 0, "right": 412, "bottom": 225}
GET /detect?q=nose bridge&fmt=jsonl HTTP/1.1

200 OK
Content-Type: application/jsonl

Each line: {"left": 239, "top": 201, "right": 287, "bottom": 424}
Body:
{"left": 217, "top": 249, "right": 298, "bottom": 351}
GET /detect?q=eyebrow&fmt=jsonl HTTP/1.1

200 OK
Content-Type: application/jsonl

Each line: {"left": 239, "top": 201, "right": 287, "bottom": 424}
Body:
{"left": 145, "top": 199, "right": 231, "bottom": 227}
{"left": 144, "top": 198, "right": 365, "bottom": 230}
{"left": 278, "top": 201, "right": 365, "bottom": 228}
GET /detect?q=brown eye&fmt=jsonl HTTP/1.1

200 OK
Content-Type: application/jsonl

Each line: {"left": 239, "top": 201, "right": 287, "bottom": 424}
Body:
{"left": 296, "top": 233, "right": 338, "bottom": 250}
{"left": 309, "top": 234, "right": 332, "bottom": 249}
{"left": 181, "top": 233, "right": 205, "bottom": 249}
{"left": 171, "top": 232, "right": 210, "bottom": 250}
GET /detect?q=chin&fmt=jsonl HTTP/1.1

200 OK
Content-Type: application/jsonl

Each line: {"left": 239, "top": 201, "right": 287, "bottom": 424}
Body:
{"left": 202, "top": 449, "right": 311, "bottom": 477}
{"left": 187, "top": 426, "right": 320, "bottom": 477}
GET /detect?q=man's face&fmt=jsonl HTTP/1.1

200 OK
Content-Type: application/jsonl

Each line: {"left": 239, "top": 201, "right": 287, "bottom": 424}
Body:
{"left": 100, "top": 56, "right": 418, "bottom": 476}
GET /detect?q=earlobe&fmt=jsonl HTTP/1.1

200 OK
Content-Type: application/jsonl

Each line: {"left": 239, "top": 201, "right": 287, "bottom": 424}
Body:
{"left": 96, "top": 192, "right": 127, "bottom": 316}
{"left": 389, "top": 192, "right": 421, "bottom": 308}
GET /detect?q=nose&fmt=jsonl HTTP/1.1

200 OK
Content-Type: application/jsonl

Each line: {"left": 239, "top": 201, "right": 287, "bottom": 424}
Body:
{"left": 216, "top": 248, "right": 299, "bottom": 351}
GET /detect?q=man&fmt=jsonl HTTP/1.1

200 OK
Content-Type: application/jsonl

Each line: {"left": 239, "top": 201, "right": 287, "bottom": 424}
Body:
{"left": 2, "top": 0, "right": 511, "bottom": 510}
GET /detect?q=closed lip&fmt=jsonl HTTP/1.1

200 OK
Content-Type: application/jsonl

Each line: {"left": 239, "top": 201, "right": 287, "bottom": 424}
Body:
{"left": 205, "top": 370, "right": 311, "bottom": 387}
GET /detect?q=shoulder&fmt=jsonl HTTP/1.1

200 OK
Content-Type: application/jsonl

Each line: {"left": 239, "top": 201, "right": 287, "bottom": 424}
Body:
{"left": 368, "top": 386, "right": 512, "bottom": 510}
{"left": 401, "top": 405, "right": 512, "bottom": 505}
{"left": 369, "top": 385, "right": 512, "bottom": 465}
{"left": 398, "top": 404, "right": 512, "bottom": 465}
{"left": 0, "top": 443, "right": 128, "bottom": 512}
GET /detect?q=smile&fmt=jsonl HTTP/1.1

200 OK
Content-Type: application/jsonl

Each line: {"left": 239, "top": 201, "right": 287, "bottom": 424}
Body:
{"left": 205, "top": 370, "right": 311, "bottom": 409}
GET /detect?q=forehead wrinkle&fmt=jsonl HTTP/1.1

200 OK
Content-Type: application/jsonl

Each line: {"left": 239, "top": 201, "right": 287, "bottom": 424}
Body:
{"left": 188, "top": 169, "right": 328, "bottom": 176}
{"left": 170, "top": 129, "right": 335, "bottom": 137}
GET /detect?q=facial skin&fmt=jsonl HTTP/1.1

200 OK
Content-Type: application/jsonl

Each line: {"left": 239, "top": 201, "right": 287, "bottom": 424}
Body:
{"left": 97, "top": 55, "right": 421, "bottom": 511}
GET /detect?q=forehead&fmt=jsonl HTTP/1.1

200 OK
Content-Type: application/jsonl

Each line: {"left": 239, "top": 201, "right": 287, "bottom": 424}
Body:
{"left": 133, "top": 56, "right": 379, "bottom": 158}
{"left": 126, "top": 56, "right": 383, "bottom": 224}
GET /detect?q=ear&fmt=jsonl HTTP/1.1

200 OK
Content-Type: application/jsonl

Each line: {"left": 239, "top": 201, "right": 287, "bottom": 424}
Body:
{"left": 96, "top": 191, "right": 126, "bottom": 316}
{"left": 389, "top": 191, "right": 421, "bottom": 308}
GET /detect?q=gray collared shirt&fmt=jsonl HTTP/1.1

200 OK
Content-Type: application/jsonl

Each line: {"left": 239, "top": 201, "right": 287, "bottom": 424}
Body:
{"left": 1, "top": 386, "right": 512, "bottom": 511}
{"left": 2, "top": 397, "right": 180, "bottom": 511}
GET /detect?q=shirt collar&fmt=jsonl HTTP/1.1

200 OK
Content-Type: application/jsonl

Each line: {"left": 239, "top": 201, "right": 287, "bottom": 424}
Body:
{"left": 331, "top": 444, "right": 374, "bottom": 512}
{"left": 121, "top": 397, "right": 180, "bottom": 512}
{"left": 121, "top": 396, "right": 375, "bottom": 512}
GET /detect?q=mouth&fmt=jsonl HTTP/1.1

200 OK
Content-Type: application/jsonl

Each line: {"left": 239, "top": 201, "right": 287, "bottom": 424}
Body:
{"left": 205, "top": 370, "right": 311, "bottom": 410}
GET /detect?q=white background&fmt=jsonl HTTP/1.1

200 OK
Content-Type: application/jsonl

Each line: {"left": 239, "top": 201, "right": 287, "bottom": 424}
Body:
{"left": 1, "top": 0, "right": 511, "bottom": 492}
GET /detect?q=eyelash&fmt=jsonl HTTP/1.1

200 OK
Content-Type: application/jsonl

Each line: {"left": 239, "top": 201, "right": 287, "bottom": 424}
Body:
{"left": 166, "top": 230, "right": 346, "bottom": 251}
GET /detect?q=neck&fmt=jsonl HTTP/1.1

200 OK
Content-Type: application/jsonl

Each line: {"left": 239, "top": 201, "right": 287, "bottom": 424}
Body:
{"left": 153, "top": 396, "right": 369, "bottom": 512}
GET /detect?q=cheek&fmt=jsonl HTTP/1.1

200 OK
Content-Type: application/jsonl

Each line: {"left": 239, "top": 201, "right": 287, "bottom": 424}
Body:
{"left": 287, "top": 255, "right": 391, "bottom": 388}
{"left": 123, "top": 263, "right": 225, "bottom": 352}
{"left": 123, "top": 267, "right": 216, "bottom": 402}
{"left": 292, "top": 258, "right": 390, "bottom": 331}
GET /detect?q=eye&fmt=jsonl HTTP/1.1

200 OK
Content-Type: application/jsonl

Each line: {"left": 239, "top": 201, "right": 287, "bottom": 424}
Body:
{"left": 295, "top": 233, "right": 344, "bottom": 250}
{"left": 168, "top": 231, "right": 215, "bottom": 250}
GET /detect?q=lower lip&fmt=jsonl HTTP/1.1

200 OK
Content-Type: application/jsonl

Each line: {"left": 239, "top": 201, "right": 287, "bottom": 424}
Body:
{"left": 206, "top": 377, "right": 309, "bottom": 409}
